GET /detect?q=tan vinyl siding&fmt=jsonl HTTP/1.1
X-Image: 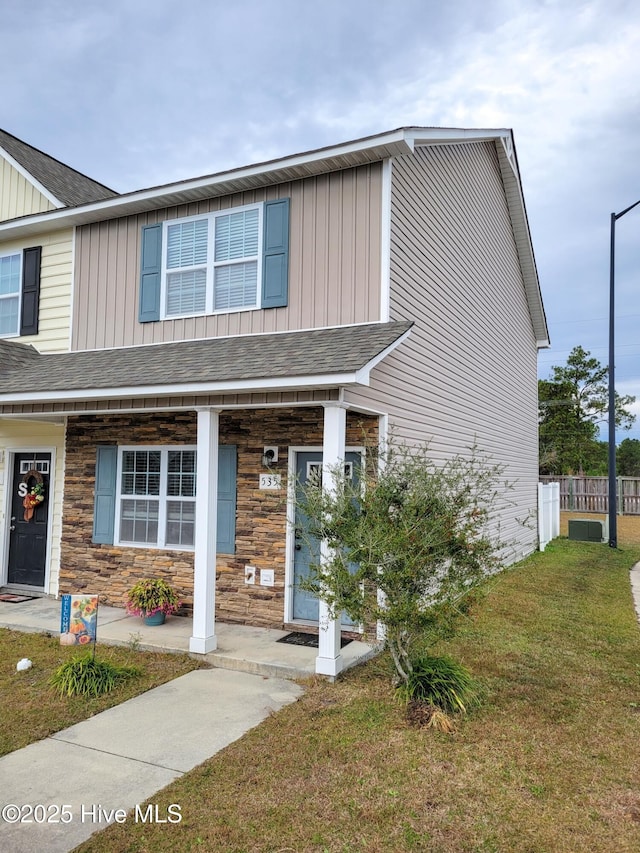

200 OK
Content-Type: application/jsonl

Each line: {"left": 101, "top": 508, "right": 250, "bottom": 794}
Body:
{"left": 345, "top": 142, "right": 539, "bottom": 561}
{"left": 72, "top": 165, "right": 382, "bottom": 350}
{"left": 0, "top": 158, "right": 56, "bottom": 221}
{"left": 5, "top": 229, "right": 74, "bottom": 353}
{"left": 0, "top": 421, "right": 65, "bottom": 595}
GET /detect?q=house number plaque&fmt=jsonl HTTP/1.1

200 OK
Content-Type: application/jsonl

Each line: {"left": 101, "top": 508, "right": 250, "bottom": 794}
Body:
{"left": 259, "top": 474, "right": 282, "bottom": 490}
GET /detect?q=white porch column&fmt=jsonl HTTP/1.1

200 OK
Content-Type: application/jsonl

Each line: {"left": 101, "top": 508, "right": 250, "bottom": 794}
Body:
{"left": 316, "top": 403, "right": 347, "bottom": 677}
{"left": 190, "top": 408, "right": 220, "bottom": 654}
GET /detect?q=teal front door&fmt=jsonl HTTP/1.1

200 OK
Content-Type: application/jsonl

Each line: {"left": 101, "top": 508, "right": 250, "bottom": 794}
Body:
{"left": 292, "top": 451, "right": 360, "bottom": 624}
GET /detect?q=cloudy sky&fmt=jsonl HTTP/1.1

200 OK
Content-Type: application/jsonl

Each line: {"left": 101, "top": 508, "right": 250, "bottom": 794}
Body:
{"left": 2, "top": 0, "right": 640, "bottom": 440}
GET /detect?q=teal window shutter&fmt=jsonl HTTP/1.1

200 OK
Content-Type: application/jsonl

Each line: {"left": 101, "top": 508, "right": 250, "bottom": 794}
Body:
{"left": 93, "top": 446, "right": 117, "bottom": 544}
{"left": 139, "top": 224, "right": 162, "bottom": 322}
{"left": 217, "top": 445, "right": 237, "bottom": 554}
{"left": 19, "top": 246, "right": 42, "bottom": 336}
{"left": 261, "top": 198, "right": 289, "bottom": 308}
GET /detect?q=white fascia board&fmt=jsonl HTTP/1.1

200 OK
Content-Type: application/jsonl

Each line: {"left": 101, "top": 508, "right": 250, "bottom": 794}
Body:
{"left": 405, "top": 127, "right": 511, "bottom": 147}
{"left": 0, "top": 129, "right": 414, "bottom": 241}
{"left": 354, "top": 327, "right": 412, "bottom": 383}
{"left": 0, "top": 372, "right": 364, "bottom": 405}
{"left": 0, "top": 146, "right": 64, "bottom": 209}
{"left": 494, "top": 136, "right": 550, "bottom": 347}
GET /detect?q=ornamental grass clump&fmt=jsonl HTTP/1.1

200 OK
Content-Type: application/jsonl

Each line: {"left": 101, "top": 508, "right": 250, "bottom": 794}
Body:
{"left": 50, "top": 653, "right": 140, "bottom": 698}
{"left": 125, "top": 578, "right": 181, "bottom": 618}
{"left": 398, "top": 654, "right": 480, "bottom": 714}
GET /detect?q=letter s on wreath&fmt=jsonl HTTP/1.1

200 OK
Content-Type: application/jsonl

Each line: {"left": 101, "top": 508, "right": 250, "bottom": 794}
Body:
{"left": 20, "top": 469, "right": 46, "bottom": 521}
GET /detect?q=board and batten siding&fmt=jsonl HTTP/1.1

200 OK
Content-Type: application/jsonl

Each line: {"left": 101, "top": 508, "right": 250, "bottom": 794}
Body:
{"left": 345, "top": 141, "right": 539, "bottom": 561}
{"left": 0, "top": 158, "right": 56, "bottom": 222}
{"left": 0, "top": 421, "right": 65, "bottom": 595}
{"left": 7, "top": 229, "right": 74, "bottom": 353}
{"left": 72, "top": 164, "right": 383, "bottom": 350}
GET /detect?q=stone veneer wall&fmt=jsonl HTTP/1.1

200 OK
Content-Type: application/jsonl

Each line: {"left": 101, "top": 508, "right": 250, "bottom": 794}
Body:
{"left": 60, "top": 408, "right": 377, "bottom": 628}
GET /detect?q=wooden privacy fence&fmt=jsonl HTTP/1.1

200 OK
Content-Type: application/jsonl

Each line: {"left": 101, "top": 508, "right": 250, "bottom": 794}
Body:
{"left": 539, "top": 475, "right": 640, "bottom": 515}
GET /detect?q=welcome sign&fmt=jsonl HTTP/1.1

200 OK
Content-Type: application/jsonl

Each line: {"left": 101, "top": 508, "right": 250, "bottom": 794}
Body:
{"left": 60, "top": 594, "right": 99, "bottom": 646}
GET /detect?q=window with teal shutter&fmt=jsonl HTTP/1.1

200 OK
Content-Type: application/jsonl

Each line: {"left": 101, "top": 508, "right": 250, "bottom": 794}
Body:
{"left": 93, "top": 445, "right": 237, "bottom": 552}
{"left": 138, "top": 200, "right": 289, "bottom": 322}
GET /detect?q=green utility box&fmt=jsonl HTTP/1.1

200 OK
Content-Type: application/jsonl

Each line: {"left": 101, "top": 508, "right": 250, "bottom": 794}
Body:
{"left": 568, "top": 519, "right": 605, "bottom": 543}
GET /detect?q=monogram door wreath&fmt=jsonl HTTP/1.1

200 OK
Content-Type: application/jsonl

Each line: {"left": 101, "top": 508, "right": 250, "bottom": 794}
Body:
{"left": 21, "top": 469, "right": 46, "bottom": 521}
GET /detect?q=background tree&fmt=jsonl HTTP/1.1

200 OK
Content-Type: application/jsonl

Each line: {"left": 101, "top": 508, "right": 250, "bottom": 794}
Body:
{"left": 296, "top": 442, "right": 510, "bottom": 686}
{"left": 617, "top": 438, "right": 640, "bottom": 476}
{"left": 538, "top": 346, "right": 636, "bottom": 474}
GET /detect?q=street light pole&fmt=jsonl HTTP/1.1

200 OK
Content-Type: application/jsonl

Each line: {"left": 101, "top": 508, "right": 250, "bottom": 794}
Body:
{"left": 608, "top": 198, "right": 640, "bottom": 548}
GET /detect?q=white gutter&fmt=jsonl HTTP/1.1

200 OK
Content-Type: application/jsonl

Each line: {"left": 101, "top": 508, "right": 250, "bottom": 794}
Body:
{"left": 0, "top": 372, "right": 364, "bottom": 405}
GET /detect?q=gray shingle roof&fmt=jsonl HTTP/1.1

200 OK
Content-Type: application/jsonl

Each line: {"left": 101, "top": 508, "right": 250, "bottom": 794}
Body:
{"left": 0, "top": 339, "right": 40, "bottom": 370}
{"left": 0, "top": 322, "right": 412, "bottom": 398}
{"left": 0, "top": 129, "right": 117, "bottom": 207}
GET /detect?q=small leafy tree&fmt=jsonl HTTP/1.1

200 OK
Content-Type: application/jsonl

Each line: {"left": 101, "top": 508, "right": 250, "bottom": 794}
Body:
{"left": 539, "top": 345, "right": 636, "bottom": 474}
{"left": 618, "top": 438, "right": 640, "bottom": 476}
{"left": 296, "top": 441, "right": 510, "bottom": 685}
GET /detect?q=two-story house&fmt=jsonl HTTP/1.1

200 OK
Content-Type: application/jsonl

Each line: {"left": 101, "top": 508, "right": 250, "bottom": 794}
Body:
{"left": 0, "top": 127, "right": 548, "bottom": 675}
{"left": 0, "top": 129, "right": 116, "bottom": 612}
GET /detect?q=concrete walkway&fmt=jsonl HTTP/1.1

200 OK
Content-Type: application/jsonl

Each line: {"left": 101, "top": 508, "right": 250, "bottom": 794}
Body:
{"left": 0, "top": 668, "right": 303, "bottom": 852}
{"left": 0, "top": 598, "right": 377, "bottom": 852}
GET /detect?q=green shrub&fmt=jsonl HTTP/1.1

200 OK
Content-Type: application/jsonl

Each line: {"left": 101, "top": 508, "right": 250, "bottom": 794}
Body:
{"left": 397, "top": 654, "right": 480, "bottom": 714}
{"left": 50, "top": 653, "right": 140, "bottom": 698}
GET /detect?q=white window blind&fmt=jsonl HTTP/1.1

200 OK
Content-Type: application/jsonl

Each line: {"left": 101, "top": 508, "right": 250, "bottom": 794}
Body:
{"left": 0, "top": 253, "right": 21, "bottom": 336}
{"left": 163, "top": 205, "right": 261, "bottom": 318}
{"left": 117, "top": 448, "right": 196, "bottom": 549}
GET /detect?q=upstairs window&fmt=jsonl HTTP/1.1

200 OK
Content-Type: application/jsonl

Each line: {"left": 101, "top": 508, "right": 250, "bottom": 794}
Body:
{"left": 139, "top": 199, "right": 289, "bottom": 323}
{"left": 0, "top": 252, "right": 21, "bottom": 336}
{"left": 163, "top": 204, "right": 262, "bottom": 318}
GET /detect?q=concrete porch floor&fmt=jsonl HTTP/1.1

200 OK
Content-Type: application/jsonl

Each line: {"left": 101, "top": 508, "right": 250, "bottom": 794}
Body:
{"left": 0, "top": 596, "right": 378, "bottom": 680}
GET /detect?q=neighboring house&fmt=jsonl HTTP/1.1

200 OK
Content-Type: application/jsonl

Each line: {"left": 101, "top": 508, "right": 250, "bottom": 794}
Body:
{"left": 0, "top": 129, "right": 116, "bottom": 609}
{"left": 0, "top": 127, "right": 548, "bottom": 675}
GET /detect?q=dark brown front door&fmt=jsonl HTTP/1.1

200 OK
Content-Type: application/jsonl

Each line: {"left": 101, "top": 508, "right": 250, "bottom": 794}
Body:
{"left": 7, "top": 453, "right": 50, "bottom": 587}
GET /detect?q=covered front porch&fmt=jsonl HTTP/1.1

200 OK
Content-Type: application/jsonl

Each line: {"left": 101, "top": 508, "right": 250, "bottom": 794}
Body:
{"left": 0, "top": 322, "right": 411, "bottom": 678}
{"left": 0, "top": 596, "right": 377, "bottom": 680}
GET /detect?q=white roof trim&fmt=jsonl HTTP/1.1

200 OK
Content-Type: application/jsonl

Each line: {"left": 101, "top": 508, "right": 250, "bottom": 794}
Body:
{"left": 0, "top": 145, "right": 63, "bottom": 209}
{"left": 354, "top": 328, "right": 412, "bottom": 381}
{"left": 0, "top": 373, "right": 362, "bottom": 405}
{"left": 0, "top": 128, "right": 414, "bottom": 240}
{"left": 0, "top": 127, "right": 522, "bottom": 243}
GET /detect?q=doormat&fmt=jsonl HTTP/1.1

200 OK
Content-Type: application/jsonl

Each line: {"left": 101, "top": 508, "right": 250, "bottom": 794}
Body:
{"left": 0, "top": 594, "right": 38, "bottom": 603}
{"left": 277, "top": 631, "right": 352, "bottom": 649}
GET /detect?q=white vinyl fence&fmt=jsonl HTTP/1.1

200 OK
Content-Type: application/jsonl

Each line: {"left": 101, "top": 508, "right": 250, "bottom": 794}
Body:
{"left": 538, "top": 482, "right": 560, "bottom": 552}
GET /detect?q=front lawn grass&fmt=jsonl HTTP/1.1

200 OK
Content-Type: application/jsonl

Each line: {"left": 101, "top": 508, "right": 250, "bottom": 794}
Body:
{"left": 76, "top": 540, "right": 640, "bottom": 853}
{"left": 0, "top": 630, "right": 205, "bottom": 755}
